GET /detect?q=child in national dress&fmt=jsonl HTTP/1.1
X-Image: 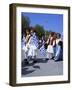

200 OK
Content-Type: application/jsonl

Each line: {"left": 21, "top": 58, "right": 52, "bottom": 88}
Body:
{"left": 54, "top": 33, "right": 63, "bottom": 61}
{"left": 26, "top": 27, "right": 39, "bottom": 63}
{"left": 22, "top": 29, "right": 31, "bottom": 63}
{"left": 46, "top": 32, "right": 56, "bottom": 60}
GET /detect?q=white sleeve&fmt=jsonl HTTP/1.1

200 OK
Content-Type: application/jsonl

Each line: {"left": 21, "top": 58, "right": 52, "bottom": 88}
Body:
{"left": 53, "top": 40, "right": 56, "bottom": 46}
{"left": 46, "top": 38, "right": 49, "bottom": 44}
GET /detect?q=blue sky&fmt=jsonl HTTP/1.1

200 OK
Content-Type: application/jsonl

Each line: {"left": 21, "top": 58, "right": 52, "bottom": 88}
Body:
{"left": 22, "top": 12, "right": 63, "bottom": 34}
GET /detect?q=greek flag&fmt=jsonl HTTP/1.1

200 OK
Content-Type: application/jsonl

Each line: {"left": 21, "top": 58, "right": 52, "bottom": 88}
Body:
{"left": 39, "top": 45, "right": 46, "bottom": 57}
{"left": 30, "top": 33, "right": 39, "bottom": 48}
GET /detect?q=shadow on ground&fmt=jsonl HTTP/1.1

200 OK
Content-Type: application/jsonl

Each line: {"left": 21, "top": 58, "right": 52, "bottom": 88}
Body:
{"left": 21, "top": 67, "right": 35, "bottom": 75}
{"left": 21, "top": 58, "right": 63, "bottom": 76}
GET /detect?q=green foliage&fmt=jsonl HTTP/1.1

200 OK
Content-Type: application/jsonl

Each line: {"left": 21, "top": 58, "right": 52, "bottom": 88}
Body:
{"left": 34, "top": 24, "right": 45, "bottom": 39}
{"left": 21, "top": 15, "right": 30, "bottom": 38}
{"left": 22, "top": 15, "right": 30, "bottom": 28}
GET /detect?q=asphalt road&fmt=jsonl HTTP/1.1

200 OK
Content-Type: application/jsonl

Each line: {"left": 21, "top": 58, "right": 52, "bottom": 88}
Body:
{"left": 21, "top": 59, "right": 63, "bottom": 77}
{"left": 21, "top": 49, "right": 63, "bottom": 77}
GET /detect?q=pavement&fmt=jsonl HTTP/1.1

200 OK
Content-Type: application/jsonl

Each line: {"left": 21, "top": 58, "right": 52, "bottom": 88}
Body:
{"left": 21, "top": 59, "right": 63, "bottom": 77}
{"left": 21, "top": 49, "right": 63, "bottom": 77}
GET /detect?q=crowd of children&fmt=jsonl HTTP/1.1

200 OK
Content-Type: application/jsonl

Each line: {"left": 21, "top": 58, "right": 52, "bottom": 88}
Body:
{"left": 22, "top": 27, "right": 63, "bottom": 64}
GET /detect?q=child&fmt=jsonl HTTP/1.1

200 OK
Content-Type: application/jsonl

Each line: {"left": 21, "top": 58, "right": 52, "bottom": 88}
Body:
{"left": 54, "top": 41, "right": 63, "bottom": 61}
{"left": 54, "top": 33, "right": 63, "bottom": 61}
{"left": 22, "top": 29, "right": 31, "bottom": 64}
{"left": 46, "top": 32, "right": 56, "bottom": 60}
{"left": 27, "top": 28, "right": 39, "bottom": 63}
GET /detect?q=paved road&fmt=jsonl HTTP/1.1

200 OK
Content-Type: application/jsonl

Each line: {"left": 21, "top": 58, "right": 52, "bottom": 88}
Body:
{"left": 21, "top": 59, "right": 63, "bottom": 77}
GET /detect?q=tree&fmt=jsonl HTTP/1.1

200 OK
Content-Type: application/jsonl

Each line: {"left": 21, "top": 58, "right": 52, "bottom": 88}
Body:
{"left": 21, "top": 14, "right": 30, "bottom": 38}
{"left": 35, "top": 24, "right": 45, "bottom": 39}
{"left": 22, "top": 15, "right": 30, "bottom": 28}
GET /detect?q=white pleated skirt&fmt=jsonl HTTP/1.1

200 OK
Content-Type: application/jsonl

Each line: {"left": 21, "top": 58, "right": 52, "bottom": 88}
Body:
{"left": 22, "top": 45, "right": 28, "bottom": 53}
{"left": 28, "top": 44, "right": 37, "bottom": 57}
{"left": 47, "top": 45, "right": 54, "bottom": 54}
{"left": 46, "top": 45, "right": 54, "bottom": 59}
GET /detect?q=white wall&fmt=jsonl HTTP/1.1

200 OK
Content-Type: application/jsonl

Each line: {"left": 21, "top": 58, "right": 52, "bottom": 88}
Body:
{"left": 0, "top": 0, "right": 72, "bottom": 90}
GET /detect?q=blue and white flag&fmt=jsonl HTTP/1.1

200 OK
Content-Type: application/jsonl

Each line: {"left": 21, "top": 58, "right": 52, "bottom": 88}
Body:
{"left": 30, "top": 33, "right": 39, "bottom": 48}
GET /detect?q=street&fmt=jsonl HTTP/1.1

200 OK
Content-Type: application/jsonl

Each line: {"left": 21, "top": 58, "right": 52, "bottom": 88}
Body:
{"left": 21, "top": 59, "right": 63, "bottom": 77}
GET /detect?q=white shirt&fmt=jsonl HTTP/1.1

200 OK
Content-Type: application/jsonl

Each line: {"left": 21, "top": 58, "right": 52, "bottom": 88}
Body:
{"left": 56, "top": 38, "right": 62, "bottom": 45}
